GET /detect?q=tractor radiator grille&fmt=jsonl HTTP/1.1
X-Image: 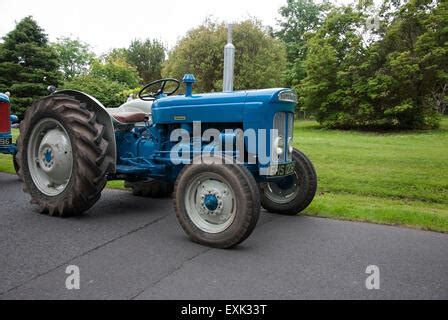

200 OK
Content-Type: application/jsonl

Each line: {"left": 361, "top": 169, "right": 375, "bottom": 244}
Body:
{"left": 273, "top": 112, "right": 294, "bottom": 162}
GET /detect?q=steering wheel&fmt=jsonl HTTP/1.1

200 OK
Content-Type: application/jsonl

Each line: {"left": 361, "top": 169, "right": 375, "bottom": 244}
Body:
{"left": 138, "top": 78, "right": 180, "bottom": 101}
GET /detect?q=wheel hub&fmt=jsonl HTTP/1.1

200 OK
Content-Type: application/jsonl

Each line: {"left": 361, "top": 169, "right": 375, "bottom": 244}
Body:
{"left": 264, "top": 171, "right": 300, "bottom": 204}
{"left": 185, "top": 173, "right": 236, "bottom": 234}
{"left": 203, "top": 194, "right": 219, "bottom": 211}
{"left": 37, "top": 128, "right": 72, "bottom": 185}
{"left": 28, "top": 118, "right": 73, "bottom": 196}
{"left": 42, "top": 148, "right": 54, "bottom": 168}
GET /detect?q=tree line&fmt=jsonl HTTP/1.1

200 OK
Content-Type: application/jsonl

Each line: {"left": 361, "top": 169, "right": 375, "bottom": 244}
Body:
{"left": 0, "top": 0, "right": 446, "bottom": 130}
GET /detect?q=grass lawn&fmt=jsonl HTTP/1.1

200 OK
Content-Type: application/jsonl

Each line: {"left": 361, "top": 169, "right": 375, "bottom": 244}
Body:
{"left": 2, "top": 118, "right": 447, "bottom": 232}
{"left": 295, "top": 118, "right": 448, "bottom": 233}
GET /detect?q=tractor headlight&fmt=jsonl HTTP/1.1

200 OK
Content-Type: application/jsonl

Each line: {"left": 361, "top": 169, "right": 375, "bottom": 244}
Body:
{"left": 278, "top": 91, "right": 298, "bottom": 103}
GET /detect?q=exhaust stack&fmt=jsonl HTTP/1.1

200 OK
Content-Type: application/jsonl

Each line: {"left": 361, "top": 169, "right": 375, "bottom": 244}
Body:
{"left": 223, "top": 24, "right": 235, "bottom": 92}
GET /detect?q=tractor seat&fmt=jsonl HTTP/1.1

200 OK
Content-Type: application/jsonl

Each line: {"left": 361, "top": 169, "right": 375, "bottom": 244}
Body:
{"left": 106, "top": 99, "right": 153, "bottom": 125}
{"left": 111, "top": 112, "right": 148, "bottom": 124}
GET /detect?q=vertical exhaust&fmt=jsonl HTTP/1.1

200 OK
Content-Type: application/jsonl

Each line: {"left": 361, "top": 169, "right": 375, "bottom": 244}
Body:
{"left": 223, "top": 24, "right": 235, "bottom": 92}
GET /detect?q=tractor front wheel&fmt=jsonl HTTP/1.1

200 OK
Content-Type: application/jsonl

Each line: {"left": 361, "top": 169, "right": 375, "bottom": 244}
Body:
{"left": 174, "top": 162, "right": 260, "bottom": 248}
{"left": 16, "top": 95, "right": 113, "bottom": 216}
{"left": 259, "top": 149, "right": 317, "bottom": 216}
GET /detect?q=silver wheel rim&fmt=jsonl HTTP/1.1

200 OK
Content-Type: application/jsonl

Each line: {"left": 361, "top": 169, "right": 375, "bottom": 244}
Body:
{"left": 184, "top": 172, "right": 236, "bottom": 234}
{"left": 27, "top": 118, "right": 73, "bottom": 196}
{"left": 264, "top": 172, "right": 300, "bottom": 204}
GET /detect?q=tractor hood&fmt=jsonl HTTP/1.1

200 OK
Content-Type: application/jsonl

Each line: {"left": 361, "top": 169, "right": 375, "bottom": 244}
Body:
{"left": 152, "top": 88, "right": 292, "bottom": 124}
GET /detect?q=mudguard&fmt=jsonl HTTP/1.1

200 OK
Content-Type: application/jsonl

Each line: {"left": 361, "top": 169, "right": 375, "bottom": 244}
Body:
{"left": 56, "top": 90, "right": 117, "bottom": 172}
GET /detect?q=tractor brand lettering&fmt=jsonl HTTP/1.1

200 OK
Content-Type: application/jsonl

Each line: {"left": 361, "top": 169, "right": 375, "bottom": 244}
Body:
{"left": 174, "top": 115, "right": 187, "bottom": 121}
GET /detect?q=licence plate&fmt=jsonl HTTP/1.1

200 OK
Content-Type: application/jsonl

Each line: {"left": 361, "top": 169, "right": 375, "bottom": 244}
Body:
{"left": 273, "top": 162, "right": 295, "bottom": 177}
{"left": 0, "top": 137, "right": 12, "bottom": 146}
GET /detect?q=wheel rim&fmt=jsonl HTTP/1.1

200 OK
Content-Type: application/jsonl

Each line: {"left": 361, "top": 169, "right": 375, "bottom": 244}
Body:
{"left": 264, "top": 171, "right": 300, "bottom": 204}
{"left": 184, "top": 172, "right": 236, "bottom": 234}
{"left": 27, "top": 118, "right": 73, "bottom": 196}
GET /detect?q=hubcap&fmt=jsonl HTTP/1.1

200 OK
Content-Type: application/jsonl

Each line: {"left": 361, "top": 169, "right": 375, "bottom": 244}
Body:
{"left": 185, "top": 172, "right": 236, "bottom": 234}
{"left": 204, "top": 194, "right": 219, "bottom": 211}
{"left": 27, "top": 118, "right": 73, "bottom": 196}
{"left": 264, "top": 171, "right": 300, "bottom": 204}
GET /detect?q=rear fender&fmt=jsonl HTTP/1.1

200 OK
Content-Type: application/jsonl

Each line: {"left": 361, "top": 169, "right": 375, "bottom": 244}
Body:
{"left": 56, "top": 90, "right": 117, "bottom": 172}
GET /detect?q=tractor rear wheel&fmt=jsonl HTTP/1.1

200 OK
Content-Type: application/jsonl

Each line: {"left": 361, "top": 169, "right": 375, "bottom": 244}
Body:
{"left": 174, "top": 162, "right": 260, "bottom": 248}
{"left": 16, "top": 95, "right": 113, "bottom": 216}
{"left": 259, "top": 148, "right": 317, "bottom": 215}
{"left": 125, "top": 179, "right": 174, "bottom": 198}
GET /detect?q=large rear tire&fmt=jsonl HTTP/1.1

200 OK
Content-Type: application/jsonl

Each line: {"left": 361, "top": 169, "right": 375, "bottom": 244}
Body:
{"left": 260, "top": 148, "right": 317, "bottom": 215}
{"left": 16, "top": 95, "right": 113, "bottom": 216}
{"left": 174, "top": 162, "right": 260, "bottom": 248}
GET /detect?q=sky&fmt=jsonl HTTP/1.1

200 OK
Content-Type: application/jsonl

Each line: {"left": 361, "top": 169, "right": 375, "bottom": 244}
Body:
{"left": 0, "top": 0, "right": 354, "bottom": 55}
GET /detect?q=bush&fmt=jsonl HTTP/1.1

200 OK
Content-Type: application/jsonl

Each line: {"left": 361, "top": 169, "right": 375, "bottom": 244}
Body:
{"left": 63, "top": 75, "right": 128, "bottom": 108}
{"left": 299, "top": 1, "right": 446, "bottom": 130}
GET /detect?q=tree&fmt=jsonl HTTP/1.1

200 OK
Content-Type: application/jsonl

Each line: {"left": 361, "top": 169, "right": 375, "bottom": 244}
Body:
{"left": 125, "top": 39, "right": 165, "bottom": 84}
{"left": 276, "top": 0, "right": 329, "bottom": 86}
{"left": 163, "top": 19, "right": 287, "bottom": 93}
{"left": 300, "top": 6, "right": 366, "bottom": 127}
{"left": 63, "top": 57, "right": 141, "bottom": 108}
{"left": 414, "top": 0, "right": 448, "bottom": 115}
{"left": 0, "top": 16, "right": 61, "bottom": 117}
{"left": 63, "top": 75, "right": 129, "bottom": 108}
{"left": 300, "top": 0, "right": 445, "bottom": 129}
{"left": 90, "top": 57, "right": 141, "bottom": 88}
{"left": 104, "top": 39, "right": 165, "bottom": 84}
{"left": 52, "top": 36, "right": 95, "bottom": 80}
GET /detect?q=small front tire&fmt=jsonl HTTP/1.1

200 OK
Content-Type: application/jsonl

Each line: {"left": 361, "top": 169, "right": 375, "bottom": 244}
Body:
{"left": 260, "top": 148, "right": 317, "bottom": 215}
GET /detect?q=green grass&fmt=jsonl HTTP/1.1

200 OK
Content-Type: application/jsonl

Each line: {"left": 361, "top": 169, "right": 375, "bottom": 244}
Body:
{"left": 2, "top": 118, "right": 447, "bottom": 232}
{"left": 0, "top": 128, "right": 19, "bottom": 174}
{"left": 294, "top": 117, "right": 448, "bottom": 233}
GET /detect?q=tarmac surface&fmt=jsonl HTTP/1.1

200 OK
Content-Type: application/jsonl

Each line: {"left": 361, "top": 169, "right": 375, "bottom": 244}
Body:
{"left": 0, "top": 172, "right": 446, "bottom": 299}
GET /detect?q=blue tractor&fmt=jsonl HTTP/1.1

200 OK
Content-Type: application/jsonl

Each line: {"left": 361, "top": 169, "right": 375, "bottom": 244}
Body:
{"left": 16, "top": 78, "right": 317, "bottom": 248}
{"left": 16, "top": 31, "right": 317, "bottom": 248}
{"left": 0, "top": 92, "right": 20, "bottom": 173}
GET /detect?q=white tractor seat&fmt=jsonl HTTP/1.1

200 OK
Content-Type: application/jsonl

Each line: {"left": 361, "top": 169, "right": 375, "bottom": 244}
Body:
{"left": 106, "top": 99, "right": 153, "bottom": 125}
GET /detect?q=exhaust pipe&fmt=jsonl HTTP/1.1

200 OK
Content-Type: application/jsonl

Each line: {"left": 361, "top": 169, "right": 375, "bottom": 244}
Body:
{"left": 223, "top": 24, "right": 235, "bottom": 92}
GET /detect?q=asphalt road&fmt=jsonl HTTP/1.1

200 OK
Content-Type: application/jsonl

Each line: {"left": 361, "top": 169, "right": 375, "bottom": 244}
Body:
{"left": 0, "top": 172, "right": 447, "bottom": 300}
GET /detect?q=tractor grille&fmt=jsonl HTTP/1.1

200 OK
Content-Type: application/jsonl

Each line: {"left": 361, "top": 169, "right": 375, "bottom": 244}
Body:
{"left": 287, "top": 112, "right": 294, "bottom": 161}
{"left": 273, "top": 112, "right": 294, "bottom": 162}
